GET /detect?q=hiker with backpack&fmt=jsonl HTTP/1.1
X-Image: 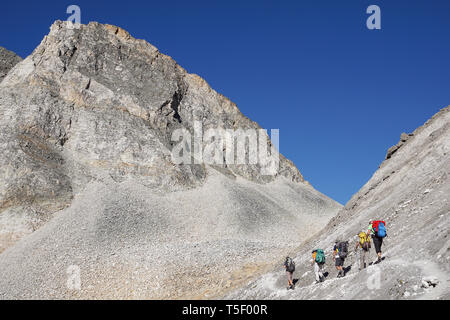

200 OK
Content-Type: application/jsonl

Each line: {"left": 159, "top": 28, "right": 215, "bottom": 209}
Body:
{"left": 333, "top": 239, "right": 348, "bottom": 278}
{"left": 354, "top": 231, "right": 371, "bottom": 270}
{"left": 368, "top": 220, "right": 386, "bottom": 264}
{"left": 284, "top": 256, "right": 295, "bottom": 290}
{"left": 312, "top": 249, "right": 325, "bottom": 283}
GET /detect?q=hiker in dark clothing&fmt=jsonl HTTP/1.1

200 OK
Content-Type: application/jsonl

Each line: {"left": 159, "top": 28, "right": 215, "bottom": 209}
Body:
{"left": 283, "top": 256, "right": 295, "bottom": 290}
{"left": 368, "top": 220, "right": 386, "bottom": 264}
{"left": 333, "top": 239, "right": 348, "bottom": 278}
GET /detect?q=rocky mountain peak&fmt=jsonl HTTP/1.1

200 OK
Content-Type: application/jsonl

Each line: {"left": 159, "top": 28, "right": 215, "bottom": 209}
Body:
{"left": 2, "top": 20, "right": 303, "bottom": 193}
{"left": 0, "top": 46, "right": 22, "bottom": 82}
{"left": 0, "top": 21, "right": 341, "bottom": 298}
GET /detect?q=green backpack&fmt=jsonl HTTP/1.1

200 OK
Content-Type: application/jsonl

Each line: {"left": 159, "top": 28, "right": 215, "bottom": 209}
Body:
{"left": 315, "top": 249, "right": 326, "bottom": 264}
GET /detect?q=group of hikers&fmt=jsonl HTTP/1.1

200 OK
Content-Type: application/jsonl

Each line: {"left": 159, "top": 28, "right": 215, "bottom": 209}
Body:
{"left": 284, "top": 219, "right": 386, "bottom": 290}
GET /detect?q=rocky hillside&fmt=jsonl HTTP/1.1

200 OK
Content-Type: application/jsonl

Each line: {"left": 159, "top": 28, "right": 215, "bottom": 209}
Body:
{"left": 226, "top": 106, "right": 450, "bottom": 300}
{"left": 0, "top": 47, "right": 22, "bottom": 82}
{"left": 0, "top": 21, "right": 341, "bottom": 299}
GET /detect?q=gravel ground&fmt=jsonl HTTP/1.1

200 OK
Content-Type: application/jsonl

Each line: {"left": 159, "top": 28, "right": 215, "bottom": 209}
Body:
{"left": 0, "top": 168, "right": 340, "bottom": 299}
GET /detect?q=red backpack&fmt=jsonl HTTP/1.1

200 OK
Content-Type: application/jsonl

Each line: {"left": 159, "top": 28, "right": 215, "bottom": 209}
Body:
{"left": 372, "top": 220, "right": 386, "bottom": 232}
{"left": 372, "top": 220, "right": 386, "bottom": 235}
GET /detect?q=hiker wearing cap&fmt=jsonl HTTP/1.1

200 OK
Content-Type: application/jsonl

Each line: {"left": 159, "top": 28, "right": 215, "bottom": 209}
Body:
{"left": 283, "top": 256, "right": 295, "bottom": 290}
{"left": 355, "top": 230, "right": 371, "bottom": 270}
{"left": 333, "top": 239, "right": 348, "bottom": 278}
{"left": 367, "top": 220, "right": 386, "bottom": 264}
{"left": 312, "top": 249, "right": 325, "bottom": 283}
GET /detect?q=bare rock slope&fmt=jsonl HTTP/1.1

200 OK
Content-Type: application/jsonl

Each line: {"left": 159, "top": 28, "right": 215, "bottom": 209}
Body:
{"left": 226, "top": 106, "right": 450, "bottom": 300}
{"left": 0, "top": 21, "right": 341, "bottom": 299}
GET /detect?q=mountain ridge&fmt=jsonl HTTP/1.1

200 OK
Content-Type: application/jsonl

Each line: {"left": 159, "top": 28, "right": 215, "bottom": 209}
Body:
{"left": 226, "top": 105, "right": 450, "bottom": 300}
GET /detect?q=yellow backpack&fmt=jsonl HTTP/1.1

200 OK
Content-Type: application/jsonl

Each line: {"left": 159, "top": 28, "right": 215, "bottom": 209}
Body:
{"left": 358, "top": 232, "right": 370, "bottom": 249}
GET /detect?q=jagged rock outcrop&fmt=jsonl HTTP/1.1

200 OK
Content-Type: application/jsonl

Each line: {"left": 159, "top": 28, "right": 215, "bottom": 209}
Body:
{"left": 227, "top": 106, "right": 450, "bottom": 300}
{"left": 0, "top": 21, "right": 341, "bottom": 299}
{"left": 0, "top": 47, "right": 22, "bottom": 82}
{"left": 385, "top": 132, "right": 414, "bottom": 160}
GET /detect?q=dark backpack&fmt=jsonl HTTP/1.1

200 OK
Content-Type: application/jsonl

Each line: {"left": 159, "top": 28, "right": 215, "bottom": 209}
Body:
{"left": 337, "top": 241, "right": 348, "bottom": 258}
{"left": 286, "top": 257, "right": 295, "bottom": 272}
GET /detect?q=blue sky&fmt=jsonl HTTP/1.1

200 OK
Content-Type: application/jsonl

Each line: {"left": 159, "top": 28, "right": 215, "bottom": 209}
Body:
{"left": 1, "top": 0, "right": 449, "bottom": 204}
